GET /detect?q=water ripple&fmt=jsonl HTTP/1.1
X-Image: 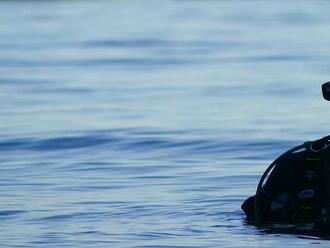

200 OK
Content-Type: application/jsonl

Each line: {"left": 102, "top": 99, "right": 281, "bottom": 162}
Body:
{"left": 0, "top": 130, "right": 295, "bottom": 157}
{"left": 0, "top": 210, "right": 26, "bottom": 219}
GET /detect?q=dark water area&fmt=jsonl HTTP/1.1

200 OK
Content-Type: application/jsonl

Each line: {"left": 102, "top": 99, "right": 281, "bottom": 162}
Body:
{"left": 1, "top": 0, "right": 330, "bottom": 247}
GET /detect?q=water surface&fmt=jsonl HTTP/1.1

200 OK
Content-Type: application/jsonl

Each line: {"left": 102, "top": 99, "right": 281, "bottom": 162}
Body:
{"left": 1, "top": 0, "right": 330, "bottom": 247}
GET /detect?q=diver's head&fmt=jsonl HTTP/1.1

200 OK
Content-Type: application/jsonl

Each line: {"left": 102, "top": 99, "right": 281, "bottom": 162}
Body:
{"left": 322, "top": 82, "right": 330, "bottom": 101}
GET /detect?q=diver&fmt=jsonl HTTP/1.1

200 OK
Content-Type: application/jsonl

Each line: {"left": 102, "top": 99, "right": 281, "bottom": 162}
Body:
{"left": 242, "top": 82, "right": 330, "bottom": 237}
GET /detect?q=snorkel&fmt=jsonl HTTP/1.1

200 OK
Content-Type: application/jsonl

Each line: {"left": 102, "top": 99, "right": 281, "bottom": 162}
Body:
{"left": 322, "top": 82, "right": 330, "bottom": 101}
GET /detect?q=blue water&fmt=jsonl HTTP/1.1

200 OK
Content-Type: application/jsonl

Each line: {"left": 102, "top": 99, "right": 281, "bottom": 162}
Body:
{"left": 2, "top": 0, "right": 330, "bottom": 247}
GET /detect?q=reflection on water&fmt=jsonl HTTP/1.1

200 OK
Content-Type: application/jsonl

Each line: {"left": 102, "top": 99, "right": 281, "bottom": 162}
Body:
{"left": 1, "top": 0, "right": 330, "bottom": 247}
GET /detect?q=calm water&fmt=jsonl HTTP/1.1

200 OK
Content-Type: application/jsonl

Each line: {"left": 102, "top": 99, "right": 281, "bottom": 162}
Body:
{"left": 1, "top": 0, "right": 330, "bottom": 247}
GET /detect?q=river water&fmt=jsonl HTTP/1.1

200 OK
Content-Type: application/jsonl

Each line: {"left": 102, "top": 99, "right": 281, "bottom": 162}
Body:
{"left": 1, "top": 0, "right": 330, "bottom": 247}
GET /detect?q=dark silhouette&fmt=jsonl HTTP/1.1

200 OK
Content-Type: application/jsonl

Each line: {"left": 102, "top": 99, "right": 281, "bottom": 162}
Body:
{"left": 242, "top": 82, "right": 330, "bottom": 238}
